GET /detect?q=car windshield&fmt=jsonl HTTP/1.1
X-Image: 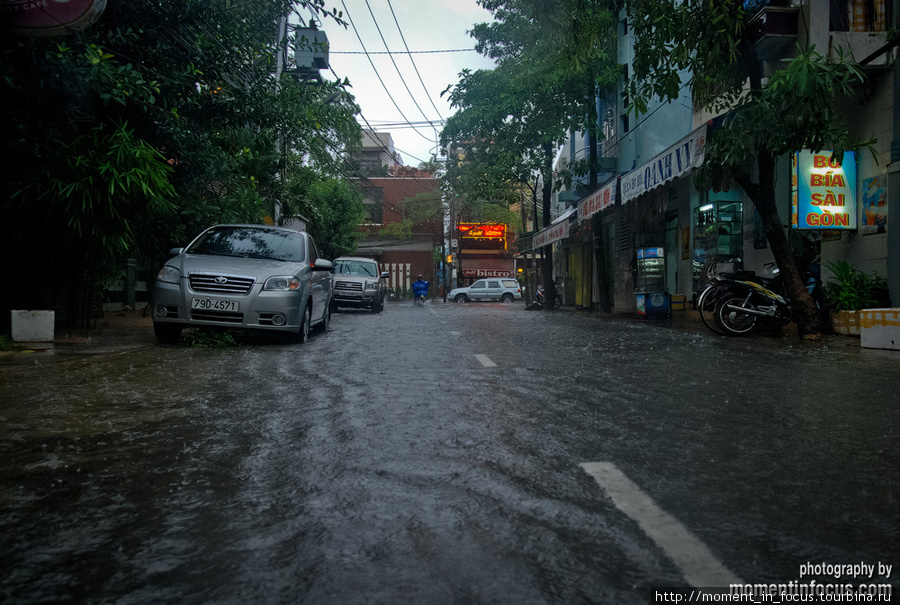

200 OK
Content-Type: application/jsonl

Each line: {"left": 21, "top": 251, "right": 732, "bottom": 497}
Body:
{"left": 333, "top": 260, "right": 378, "bottom": 277}
{"left": 185, "top": 226, "right": 306, "bottom": 262}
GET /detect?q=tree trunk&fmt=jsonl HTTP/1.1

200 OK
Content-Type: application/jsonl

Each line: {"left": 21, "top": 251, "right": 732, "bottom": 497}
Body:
{"left": 541, "top": 142, "right": 556, "bottom": 309}
{"left": 736, "top": 35, "right": 824, "bottom": 337}
{"left": 736, "top": 154, "right": 824, "bottom": 336}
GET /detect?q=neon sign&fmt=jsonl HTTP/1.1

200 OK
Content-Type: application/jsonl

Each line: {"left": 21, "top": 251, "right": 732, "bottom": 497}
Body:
{"left": 458, "top": 223, "right": 507, "bottom": 239}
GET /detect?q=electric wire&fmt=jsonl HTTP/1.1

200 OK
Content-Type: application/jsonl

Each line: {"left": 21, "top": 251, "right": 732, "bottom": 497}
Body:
{"left": 363, "top": 0, "right": 435, "bottom": 128}
{"left": 329, "top": 67, "right": 432, "bottom": 167}
{"left": 338, "top": 0, "right": 437, "bottom": 145}
{"left": 331, "top": 48, "right": 477, "bottom": 54}
{"left": 385, "top": 0, "right": 445, "bottom": 122}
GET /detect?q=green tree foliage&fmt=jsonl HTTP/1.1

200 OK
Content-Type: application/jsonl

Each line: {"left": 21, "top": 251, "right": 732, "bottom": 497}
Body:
{"left": 283, "top": 165, "right": 364, "bottom": 260}
{"left": 625, "top": 0, "right": 873, "bottom": 335}
{"left": 441, "top": 0, "right": 618, "bottom": 303}
{"left": 380, "top": 191, "right": 445, "bottom": 240}
{"left": 1, "top": 0, "right": 361, "bottom": 326}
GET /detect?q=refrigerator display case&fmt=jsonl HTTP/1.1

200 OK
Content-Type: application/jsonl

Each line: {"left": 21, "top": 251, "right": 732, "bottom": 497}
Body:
{"left": 634, "top": 247, "right": 670, "bottom": 318}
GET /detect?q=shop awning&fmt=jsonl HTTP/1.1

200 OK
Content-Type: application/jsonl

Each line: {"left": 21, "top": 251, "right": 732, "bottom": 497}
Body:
{"left": 532, "top": 207, "right": 577, "bottom": 249}
{"left": 578, "top": 178, "right": 617, "bottom": 221}
{"left": 621, "top": 124, "right": 708, "bottom": 204}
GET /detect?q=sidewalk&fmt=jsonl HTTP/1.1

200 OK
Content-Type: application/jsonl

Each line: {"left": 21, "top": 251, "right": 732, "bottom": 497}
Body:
{"left": 1, "top": 308, "right": 155, "bottom": 361}
{"left": 2, "top": 303, "right": 865, "bottom": 361}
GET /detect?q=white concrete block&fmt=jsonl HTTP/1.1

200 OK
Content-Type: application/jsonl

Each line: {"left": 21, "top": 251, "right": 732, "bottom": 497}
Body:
{"left": 859, "top": 308, "right": 900, "bottom": 351}
{"left": 11, "top": 310, "right": 55, "bottom": 342}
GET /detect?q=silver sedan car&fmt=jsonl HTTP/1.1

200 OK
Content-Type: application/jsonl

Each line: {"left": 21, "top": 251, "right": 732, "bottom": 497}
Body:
{"left": 152, "top": 224, "right": 333, "bottom": 343}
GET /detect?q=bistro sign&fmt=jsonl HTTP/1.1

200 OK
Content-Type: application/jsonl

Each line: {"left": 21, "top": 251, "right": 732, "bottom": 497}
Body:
{"left": 621, "top": 125, "right": 707, "bottom": 204}
{"left": 462, "top": 269, "right": 514, "bottom": 278}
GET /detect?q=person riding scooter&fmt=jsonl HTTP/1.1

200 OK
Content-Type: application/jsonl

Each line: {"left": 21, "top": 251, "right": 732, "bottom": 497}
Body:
{"left": 412, "top": 274, "right": 429, "bottom": 306}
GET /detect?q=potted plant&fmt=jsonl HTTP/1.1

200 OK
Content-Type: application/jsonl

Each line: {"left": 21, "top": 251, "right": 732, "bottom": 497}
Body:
{"left": 822, "top": 260, "right": 891, "bottom": 335}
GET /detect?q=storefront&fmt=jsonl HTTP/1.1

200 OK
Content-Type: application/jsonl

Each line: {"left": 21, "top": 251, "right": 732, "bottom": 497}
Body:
{"left": 619, "top": 125, "right": 708, "bottom": 308}
{"left": 455, "top": 223, "right": 514, "bottom": 287}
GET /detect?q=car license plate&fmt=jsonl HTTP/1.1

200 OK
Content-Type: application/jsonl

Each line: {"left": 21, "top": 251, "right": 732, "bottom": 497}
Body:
{"left": 191, "top": 298, "right": 239, "bottom": 312}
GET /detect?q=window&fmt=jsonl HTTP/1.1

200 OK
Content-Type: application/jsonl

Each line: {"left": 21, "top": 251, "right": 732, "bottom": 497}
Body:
{"left": 471, "top": 281, "right": 485, "bottom": 289}
{"left": 487, "top": 281, "right": 500, "bottom": 288}
{"left": 362, "top": 187, "right": 384, "bottom": 224}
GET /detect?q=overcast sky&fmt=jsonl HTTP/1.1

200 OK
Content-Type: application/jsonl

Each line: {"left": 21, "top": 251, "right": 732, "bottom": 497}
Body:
{"left": 316, "top": 0, "right": 497, "bottom": 166}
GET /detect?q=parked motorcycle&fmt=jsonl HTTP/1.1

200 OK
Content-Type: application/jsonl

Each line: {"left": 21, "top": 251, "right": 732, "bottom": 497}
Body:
{"left": 697, "top": 264, "right": 822, "bottom": 336}
{"left": 526, "top": 285, "right": 562, "bottom": 310}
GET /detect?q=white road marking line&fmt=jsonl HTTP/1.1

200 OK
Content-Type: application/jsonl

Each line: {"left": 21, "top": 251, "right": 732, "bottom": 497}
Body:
{"left": 580, "top": 461, "right": 743, "bottom": 587}
{"left": 474, "top": 354, "right": 497, "bottom": 368}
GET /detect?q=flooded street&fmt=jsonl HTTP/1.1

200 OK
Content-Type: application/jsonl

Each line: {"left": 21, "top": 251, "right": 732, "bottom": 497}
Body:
{"left": 1, "top": 303, "right": 898, "bottom": 603}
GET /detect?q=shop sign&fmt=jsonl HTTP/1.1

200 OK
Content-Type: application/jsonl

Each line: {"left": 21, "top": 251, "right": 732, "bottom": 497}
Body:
{"left": 458, "top": 223, "right": 506, "bottom": 239}
{"left": 462, "top": 269, "right": 514, "bottom": 278}
{"left": 3, "top": 0, "right": 107, "bottom": 36}
{"left": 622, "top": 125, "right": 707, "bottom": 204}
{"left": 532, "top": 220, "right": 569, "bottom": 249}
{"left": 578, "top": 179, "right": 617, "bottom": 221}
{"left": 792, "top": 150, "right": 857, "bottom": 230}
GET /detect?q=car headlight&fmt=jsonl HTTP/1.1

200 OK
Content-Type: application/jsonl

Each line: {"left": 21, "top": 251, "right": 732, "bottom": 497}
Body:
{"left": 365, "top": 281, "right": 377, "bottom": 290}
{"left": 264, "top": 276, "right": 302, "bottom": 291}
{"left": 156, "top": 265, "right": 180, "bottom": 284}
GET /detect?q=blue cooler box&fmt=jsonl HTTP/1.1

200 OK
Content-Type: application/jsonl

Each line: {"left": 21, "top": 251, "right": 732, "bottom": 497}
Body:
{"left": 636, "top": 292, "right": 670, "bottom": 318}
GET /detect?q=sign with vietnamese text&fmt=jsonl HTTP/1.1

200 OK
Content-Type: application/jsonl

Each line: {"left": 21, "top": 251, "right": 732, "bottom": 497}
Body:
{"left": 578, "top": 179, "right": 617, "bottom": 221}
{"left": 621, "top": 125, "right": 707, "bottom": 204}
{"left": 532, "top": 220, "right": 569, "bottom": 249}
{"left": 792, "top": 150, "right": 857, "bottom": 230}
{"left": 458, "top": 223, "right": 507, "bottom": 239}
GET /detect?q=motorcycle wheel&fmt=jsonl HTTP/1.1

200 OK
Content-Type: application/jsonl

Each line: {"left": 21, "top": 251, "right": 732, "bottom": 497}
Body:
{"left": 716, "top": 296, "right": 759, "bottom": 336}
{"left": 697, "top": 284, "right": 726, "bottom": 334}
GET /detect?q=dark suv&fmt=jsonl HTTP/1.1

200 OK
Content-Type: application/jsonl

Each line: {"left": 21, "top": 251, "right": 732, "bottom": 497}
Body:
{"left": 331, "top": 257, "right": 389, "bottom": 312}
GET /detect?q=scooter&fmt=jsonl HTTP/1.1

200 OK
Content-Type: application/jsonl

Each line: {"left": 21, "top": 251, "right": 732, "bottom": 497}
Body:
{"left": 711, "top": 266, "right": 822, "bottom": 336}
{"left": 526, "top": 286, "right": 562, "bottom": 310}
{"left": 412, "top": 281, "right": 429, "bottom": 306}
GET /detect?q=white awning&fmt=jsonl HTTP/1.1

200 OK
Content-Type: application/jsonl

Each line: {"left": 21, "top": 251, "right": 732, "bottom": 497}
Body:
{"left": 532, "top": 207, "right": 576, "bottom": 249}
{"left": 578, "top": 178, "right": 617, "bottom": 221}
{"left": 621, "top": 124, "right": 708, "bottom": 204}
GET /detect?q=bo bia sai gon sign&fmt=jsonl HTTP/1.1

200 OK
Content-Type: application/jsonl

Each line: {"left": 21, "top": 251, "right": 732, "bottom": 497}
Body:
{"left": 792, "top": 150, "right": 857, "bottom": 230}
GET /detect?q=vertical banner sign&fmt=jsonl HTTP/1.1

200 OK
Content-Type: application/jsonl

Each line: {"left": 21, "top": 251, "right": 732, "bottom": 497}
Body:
{"left": 792, "top": 150, "right": 857, "bottom": 230}
{"left": 861, "top": 175, "right": 887, "bottom": 235}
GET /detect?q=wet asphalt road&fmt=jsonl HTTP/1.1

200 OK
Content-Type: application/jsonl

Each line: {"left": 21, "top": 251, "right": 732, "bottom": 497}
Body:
{"left": 1, "top": 301, "right": 898, "bottom": 604}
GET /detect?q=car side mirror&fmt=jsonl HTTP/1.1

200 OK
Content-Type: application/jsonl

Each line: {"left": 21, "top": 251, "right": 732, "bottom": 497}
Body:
{"left": 168, "top": 247, "right": 184, "bottom": 257}
{"left": 312, "top": 258, "right": 333, "bottom": 271}
{"left": 380, "top": 271, "right": 389, "bottom": 279}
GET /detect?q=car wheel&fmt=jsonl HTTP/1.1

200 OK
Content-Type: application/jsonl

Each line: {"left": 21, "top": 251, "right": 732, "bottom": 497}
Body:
{"left": 297, "top": 304, "right": 311, "bottom": 342}
{"left": 318, "top": 303, "right": 331, "bottom": 332}
{"left": 373, "top": 298, "right": 384, "bottom": 313}
{"left": 454, "top": 294, "right": 468, "bottom": 303}
{"left": 500, "top": 293, "right": 514, "bottom": 303}
{"left": 153, "top": 322, "right": 182, "bottom": 344}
